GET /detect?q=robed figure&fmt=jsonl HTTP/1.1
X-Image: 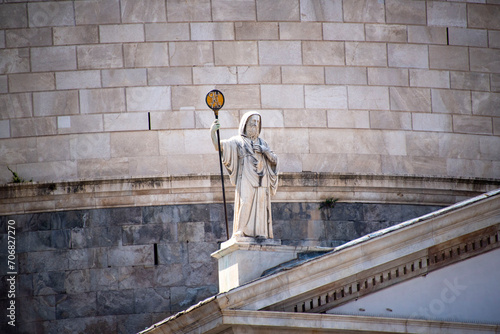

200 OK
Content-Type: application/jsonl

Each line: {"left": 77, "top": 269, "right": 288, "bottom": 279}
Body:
{"left": 210, "top": 111, "right": 279, "bottom": 239}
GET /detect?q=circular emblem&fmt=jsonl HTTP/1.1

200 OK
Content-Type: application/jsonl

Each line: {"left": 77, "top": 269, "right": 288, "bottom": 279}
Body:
{"left": 205, "top": 90, "right": 225, "bottom": 111}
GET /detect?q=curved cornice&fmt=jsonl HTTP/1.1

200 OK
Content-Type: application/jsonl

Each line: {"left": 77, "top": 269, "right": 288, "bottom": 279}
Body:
{"left": 1, "top": 172, "right": 499, "bottom": 215}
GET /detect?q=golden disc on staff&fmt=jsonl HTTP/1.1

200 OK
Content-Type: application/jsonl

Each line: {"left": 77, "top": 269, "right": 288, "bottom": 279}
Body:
{"left": 206, "top": 89, "right": 225, "bottom": 116}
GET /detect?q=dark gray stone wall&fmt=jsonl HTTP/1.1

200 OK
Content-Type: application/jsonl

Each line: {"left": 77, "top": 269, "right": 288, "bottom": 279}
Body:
{"left": 0, "top": 202, "right": 443, "bottom": 334}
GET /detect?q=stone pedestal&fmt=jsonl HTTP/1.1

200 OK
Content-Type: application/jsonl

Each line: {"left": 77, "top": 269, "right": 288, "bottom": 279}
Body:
{"left": 211, "top": 237, "right": 332, "bottom": 293}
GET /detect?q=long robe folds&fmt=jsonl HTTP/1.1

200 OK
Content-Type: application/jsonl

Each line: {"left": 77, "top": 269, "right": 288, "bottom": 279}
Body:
{"left": 221, "top": 113, "right": 278, "bottom": 238}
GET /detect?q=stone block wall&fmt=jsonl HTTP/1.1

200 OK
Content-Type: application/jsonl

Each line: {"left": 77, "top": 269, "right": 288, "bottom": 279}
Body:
{"left": 0, "top": 201, "right": 444, "bottom": 333}
{"left": 1, "top": 0, "right": 499, "bottom": 184}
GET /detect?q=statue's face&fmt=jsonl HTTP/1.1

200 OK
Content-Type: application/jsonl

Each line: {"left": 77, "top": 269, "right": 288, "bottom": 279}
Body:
{"left": 245, "top": 115, "right": 260, "bottom": 139}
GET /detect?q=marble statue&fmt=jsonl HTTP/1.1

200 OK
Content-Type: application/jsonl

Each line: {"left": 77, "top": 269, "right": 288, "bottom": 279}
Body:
{"left": 210, "top": 111, "right": 279, "bottom": 239}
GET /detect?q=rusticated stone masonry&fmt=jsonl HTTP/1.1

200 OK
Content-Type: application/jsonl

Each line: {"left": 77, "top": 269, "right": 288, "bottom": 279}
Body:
{"left": 0, "top": 202, "right": 444, "bottom": 333}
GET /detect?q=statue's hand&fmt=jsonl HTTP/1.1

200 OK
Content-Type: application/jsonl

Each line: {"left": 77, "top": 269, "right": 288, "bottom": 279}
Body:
{"left": 210, "top": 119, "right": 221, "bottom": 152}
{"left": 211, "top": 119, "right": 221, "bottom": 133}
{"left": 253, "top": 144, "right": 268, "bottom": 154}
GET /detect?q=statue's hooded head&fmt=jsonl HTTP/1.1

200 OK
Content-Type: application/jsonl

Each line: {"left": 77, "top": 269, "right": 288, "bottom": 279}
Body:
{"left": 239, "top": 111, "right": 261, "bottom": 140}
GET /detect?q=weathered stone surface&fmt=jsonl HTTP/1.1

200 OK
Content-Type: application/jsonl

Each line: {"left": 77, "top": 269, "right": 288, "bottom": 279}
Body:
{"left": 166, "top": 0, "right": 211, "bottom": 22}
{"left": 470, "top": 48, "right": 500, "bottom": 74}
{"left": 429, "top": 46, "right": 469, "bottom": 71}
{"left": 257, "top": 0, "right": 299, "bottom": 21}
{"left": 107, "top": 245, "right": 154, "bottom": 267}
{"left": 303, "top": 41, "right": 344, "bottom": 65}
{"left": 145, "top": 23, "right": 189, "bottom": 41}
{"left": 281, "top": 22, "right": 322, "bottom": 40}
{"left": 0, "top": 3, "right": 27, "bottom": 29}
{"left": 75, "top": 0, "right": 120, "bottom": 25}
{"left": 215, "top": 41, "right": 258, "bottom": 66}
{"left": 71, "top": 227, "right": 121, "bottom": 249}
{"left": 0, "top": 48, "right": 30, "bottom": 74}
{"left": 122, "top": 224, "right": 175, "bottom": 245}
{"left": 0, "top": 75, "right": 6, "bottom": 93}
{"left": 9, "top": 72, "right": 55, "bottom": 92}
{"left": 468, "top": 4, "right": 500, "bottom": 30}
{"left": 390, "top": 87, "right": 431, "bottom": 112}
{"left": 284, "top": 109, "right": 326, "bottom": 128}
{"left": 178, "top": 222, "right": 205, "bottom": 242}
{"left": 33, "top": 90, "right": 79, "bottom": 117}
{"left": 28, "top": 2, "right": 74, "bottom": 27}
{"left": 126, "top": 86, "right": 171, "bottom": 111}
{"left": 33, "top": 271, "right": 65, "bottom": 296}
{"left": 54, "top": 26, "right": 99, "bottom": 45}
{"left": 65, "top": 269, "right": 92, "bottom": 294}
{"left": 155, "top": 264, "right": 185, "bottom": 286}
{"left": 427, "top": 1, "right": 466, "bottom": 27}
{"left": 259, "top": 41, "right": 302, "bottom": 65}
{"left": 453, "top": 115, "right": 492, "bottom": 135}
{"left": 348, "top": 86, "right": 389, "bottom": 110}
{"left": 410, "top": 69, "right": 449, "bottom": 89}
{"left": 235, "top": 22, "right": 278, "bottom": 40}
{"left": 31, "top": 46, "right": 76, "bottom": 72}
{"left": 118, "top": 267, "right": 155, "bottom": 290}
{"left": 328, "top": 110, "right": 370, "bottom": 129}
{"left": 237, "top": 66, "right": 280, "bottom": 84}
{"left": 68, "top": 248, "right": 108, "bottom": 270}
{"left": 78, "top": 44, "right": 123, "bottom": 69}
{"left": 448, "top": 28, "right": 487, "bottom": 47}
{"left": 368, "top": 68, "right": 408, "bottom": 87}
{"left": 366, "top": 24, "right": 406, "bottom": 42}
{"left": 191, "top": 22, "right": 234, "bottom": 40}
{"left": 323, "top": 23, "right": 364, "bottom": 41}
{"left": 213, "top": 0, "right": 256, "bottom": 21}
{"left": 386, "top": 0, "right": 426, "bottom": 25}
{"left": 325, "top": 67, "right": 367, "bottom": 85}
{"left": 18, "top": 295, "right": 56, "bottom": 322}
{"left": 157, "top": 242, "right": 188, "bottom": 264}
{"left": 346, "top": 42, "right": 387, "bottom": 67}
{"left": 472, "top": 92, "right": 500, "bottom": 117}
{"left": 193, "top": 66, "right": 237, "bottom": 84}
{"left": 0, "top": 120, "right": 10, "bottom": 139}
{"left": 121, "top": 0, "right": 166, "bottom": 23}
{"left": 124, "top": 42, "right": 169, "bottom": 67}
{"left": 148, "top": 67, "right": 192, "bottom": 86}
{"left": 0, "top": 93, "right": 33, "bottom": 119}
{"left": 305, "top": 85, "right": 347, "bottom": 109}
{"left": 300, "top": 0, "right": 342, "bottom": 22}
{"left": 412, "top": 113, "right": 452, "bottom": 132}
{"left": 44, "top": 315, "right": 116, "bottom": 334}
{"left": 450, "top": 71, "right": 490, "bottom": 91}
{"left": 56, "top": 70, "right": 101, "bottom": 90}
{"left": 261, "top": 85, "right": 303, "bottom": 109}
{"left": 169, "top": 42, "right": 213, "bottom": 66}
{"left": 80, "top": 88, "right": 126, "bottom": 114}
{"left": 134, "top": 287, "right": 170, "bottom": 313}
{"left": 432, "top": 89, "right": 471, "bottom": 115}
{"left": 388, "top": 44, "right": 428, "bottom": 69}
{"left": 100, "top": 24, "right": 144, "bottom": 43}
{"left": 343, "top": 0, "right": 385, "bottom": 23}
{"left": 370, "top": 110, "right": 411, "bottom": 130}
{"left": 24, "top": 251, "right": 68, "bottom": 273}
{"left": 408, "top": 26, "right": 447, "bottom": 45}
{"left": 6, "top": 27, "right": 52, "bottom": 47}
{"left": 97, "top": 290, "right": 134, "bottom": 316}
{"left": 438, "top": 133, "right": 480, "bottom": 160}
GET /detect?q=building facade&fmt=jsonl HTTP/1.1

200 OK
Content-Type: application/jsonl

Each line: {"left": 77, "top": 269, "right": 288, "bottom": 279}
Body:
{"left": 1, "top": 0, "right": 499, "bottom": 333}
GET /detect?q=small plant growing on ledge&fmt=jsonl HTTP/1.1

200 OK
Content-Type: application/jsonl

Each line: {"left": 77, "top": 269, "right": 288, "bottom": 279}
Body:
{"left": 7, "top": 166, "right": 32, "bottom": 184}
{"left": 319, "top": 197, "right": 338, "bottom": 220}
